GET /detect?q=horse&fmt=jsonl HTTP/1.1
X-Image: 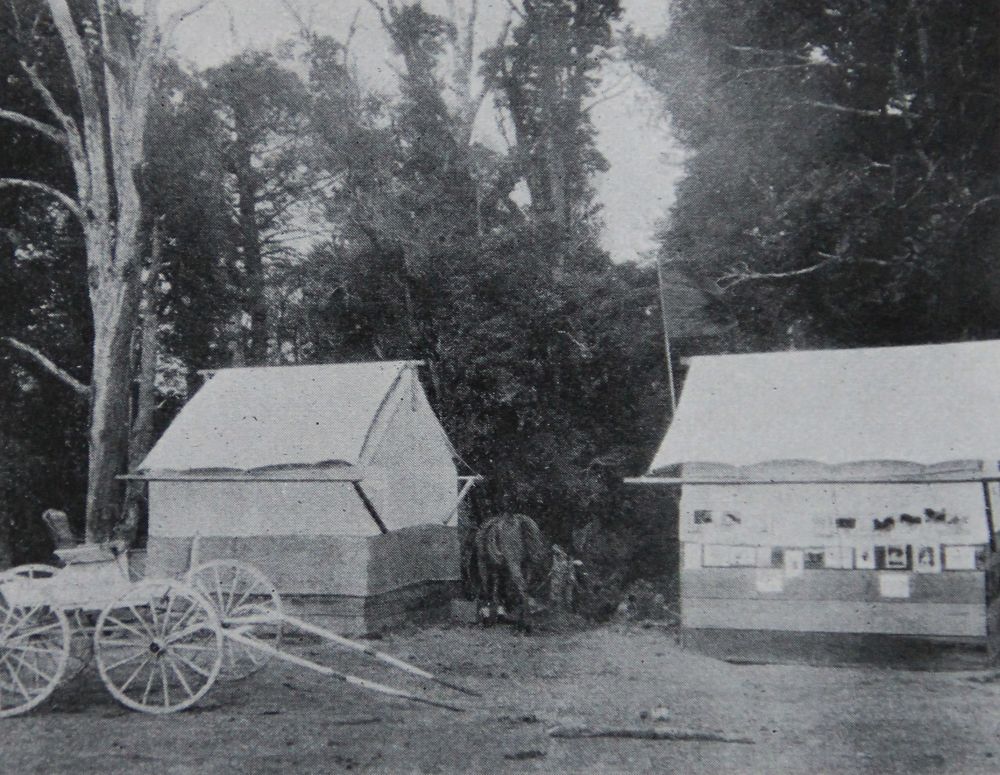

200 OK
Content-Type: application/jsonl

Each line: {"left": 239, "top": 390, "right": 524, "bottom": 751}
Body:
{"left": 473, "top": 512, "right": 550, "bottom": 631}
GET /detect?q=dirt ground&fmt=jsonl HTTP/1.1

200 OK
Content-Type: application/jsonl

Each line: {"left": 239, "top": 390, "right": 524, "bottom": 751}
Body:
{"left": 2, "top": 623, "right": 999, "bottom": 774}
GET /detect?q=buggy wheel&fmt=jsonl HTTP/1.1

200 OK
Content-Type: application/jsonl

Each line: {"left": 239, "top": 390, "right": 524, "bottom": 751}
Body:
{"left": 2, "top": 566, "right": 91, "bottom": 683}
{"left": 95, "top": 581, "right": 222, "bottom": 714}
{"left": 0, "top": 571, "right": 71, "bottom": 718}
{"left": 187, "top": 560, "right": 282, "bottom": 680}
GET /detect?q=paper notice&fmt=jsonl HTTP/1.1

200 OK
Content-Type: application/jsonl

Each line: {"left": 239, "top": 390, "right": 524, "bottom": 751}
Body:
{"left": 683, "top": 543, "right": 702, "bottom": 570}
{"left": 755, "top": 568, "right": 784, "bottom": 593}
{"left": 943, "top": 545, "right": 977, "bottom": 570}
{"left": 784, "top": 549, "right": 805, "bottom": 578}
{"left": 732, "top": 545, "right": 757, "bottom": 566}
{"left": 824, "top": 546, "right": 854, "bottom": 569}
{"left": 879, "top": 572, "right": 911, "bottom": 598}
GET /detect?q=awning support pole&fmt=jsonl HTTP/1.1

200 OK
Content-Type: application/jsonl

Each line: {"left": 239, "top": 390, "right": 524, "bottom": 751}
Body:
{"left": 352, "top": 481, "right": 389, "bottom": 534}
{"left": 441, "top": 475, "right": 482, "bottom": 525}
{"left": 654, "top": 257, "right": 678, "bottom": 413}
{"left": 982, "top": 480, "right": 997, "bottom": 552}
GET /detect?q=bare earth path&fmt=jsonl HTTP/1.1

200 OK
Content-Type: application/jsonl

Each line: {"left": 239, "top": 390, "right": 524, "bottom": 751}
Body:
{"left": 1, "top": 625, "right": 998, "bottom": 773}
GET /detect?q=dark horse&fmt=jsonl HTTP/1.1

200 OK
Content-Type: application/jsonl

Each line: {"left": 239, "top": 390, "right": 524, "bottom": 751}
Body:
{"left": 472, "top": 512, "right": 549, "bottom": 630}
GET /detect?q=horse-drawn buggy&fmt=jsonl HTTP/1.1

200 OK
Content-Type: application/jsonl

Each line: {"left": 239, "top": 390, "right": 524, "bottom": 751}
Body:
{"left": 0, "top": 517, "right": 475, "bottom": 718}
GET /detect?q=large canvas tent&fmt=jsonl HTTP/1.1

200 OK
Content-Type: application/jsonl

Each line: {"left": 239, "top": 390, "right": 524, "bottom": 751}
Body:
{"left": 136, "top": 361, "right": 472, "bottom": 632}
{"left": 629, "top": 341, "right": 1000, "bottom": 665}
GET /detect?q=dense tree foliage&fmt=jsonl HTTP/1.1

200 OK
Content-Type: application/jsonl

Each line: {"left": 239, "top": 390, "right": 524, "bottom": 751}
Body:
{"left": 633, "top": 0, "right": 1000, "bottom": 349}
{"left": 0, "top": 1, "right": 671, "bottom": 592}
{"left": 486, "top": 0, "right": 621, "bottom": 237}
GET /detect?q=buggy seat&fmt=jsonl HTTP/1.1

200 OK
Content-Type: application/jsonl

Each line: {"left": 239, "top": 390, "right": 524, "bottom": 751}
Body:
{"left": 41, "top": 509, "right": 129, "bottom": 573}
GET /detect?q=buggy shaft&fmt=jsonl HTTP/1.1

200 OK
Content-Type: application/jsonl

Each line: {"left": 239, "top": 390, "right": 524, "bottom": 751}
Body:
{"left": 225, "top": 631, "right": 466, "bottom": 712}
{"left": 229, "top": 613, "right": 480, "bottom": 697}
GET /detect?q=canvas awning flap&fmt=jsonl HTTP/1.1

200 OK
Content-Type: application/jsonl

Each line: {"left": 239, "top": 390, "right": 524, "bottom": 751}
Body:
{"left": 649, "top": 340, "right": 1000, "bottom": 472}
{"left": 139, "top": 361, "right": 413, "bottom": 473}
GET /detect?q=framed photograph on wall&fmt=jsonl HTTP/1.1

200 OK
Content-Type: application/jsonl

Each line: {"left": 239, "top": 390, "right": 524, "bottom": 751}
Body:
{"left": 884, "top": 544, "right": 910, "bottom": 570}
{"left": 914, "top": 544, "right": 942, "bottom": 574}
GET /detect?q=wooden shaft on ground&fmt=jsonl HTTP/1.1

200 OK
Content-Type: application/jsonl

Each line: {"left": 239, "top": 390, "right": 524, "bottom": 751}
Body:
{"left": 278, "top": 613, "right": 481, "bottom": 697}
{"left": 225, "top": 631, "right": 466, "bottom": 712}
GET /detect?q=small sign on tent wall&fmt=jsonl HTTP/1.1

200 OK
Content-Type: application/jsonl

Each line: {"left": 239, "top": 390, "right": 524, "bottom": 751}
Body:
{"left": 914, "top": 544, "right": 942, "bottom": 574}
{"left": 784, "top": 550, "right": 805, "bottom": 578}
{"left": 755, "top": 568, "right": 784, "bottom": 593}
{"left": 879, "top": 572, "right": 911, "bottom": 598}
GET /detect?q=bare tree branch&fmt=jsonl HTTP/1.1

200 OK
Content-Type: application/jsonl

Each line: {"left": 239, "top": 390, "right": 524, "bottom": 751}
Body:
{"left": 582, "top": 85, "right": 630, "bottom": 114}
{"left": 718, "top": 255, "right": 841, "bottom": 290}
{"left": 0, "top": 108, "right": 65, "bottom": 145}
{"left": 20, "top": 61, "right": 77, "bottom": 136}
{"left": 796, "top": 99, "right": 899, "bottom": 118}
{"left": 161, "top": 0, "right": 215, "bottom": 43}
{"left": 3, "top": 337, "right": 90, "bottom": 397}
{"left": 727, "top": 44, "right": 810, "bottom": 60}
{"left": 961, "top": 194, "right": 1000, "bottom": 225}
{"left": 365, "top": 0, "right": 390, "bottom": 32}
{"left": 47, "top": 0, "right": 110, "bottom": 217}
{"left": 19, "top": 61, "right": 89, "bottom": 192}
{"left": 0, "top": 178, "right": 85, "bottom": 221}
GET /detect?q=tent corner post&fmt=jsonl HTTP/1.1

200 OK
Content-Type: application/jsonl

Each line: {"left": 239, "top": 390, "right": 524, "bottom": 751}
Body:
{"left": 442, "top": 475, "right": 482, "bottom": 525}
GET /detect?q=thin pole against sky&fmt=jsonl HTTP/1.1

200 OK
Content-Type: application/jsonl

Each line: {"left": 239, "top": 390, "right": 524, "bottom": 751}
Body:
{"left": 654, "top": 255, "right": 678, "bottom": 413}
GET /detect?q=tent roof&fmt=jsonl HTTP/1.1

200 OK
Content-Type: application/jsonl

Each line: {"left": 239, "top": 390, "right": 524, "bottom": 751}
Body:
{"left": 139, "top": 361, "right": 417, "bottom": 473}
{"left": 648, "top": 340, "right": 1000, "bottom": 472}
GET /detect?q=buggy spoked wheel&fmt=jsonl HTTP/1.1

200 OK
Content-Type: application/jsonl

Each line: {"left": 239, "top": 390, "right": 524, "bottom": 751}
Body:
{"left": 0, "top": 572, "right": 71, "bottom": 718}
{"left": 187, "top": 561, "right": 283, "bottom": 680}
{"left": 95, "top": 581, "right": 222, "bottom": 714}
{"left": 1, "top": 565, "right": 90, "bottom": 683}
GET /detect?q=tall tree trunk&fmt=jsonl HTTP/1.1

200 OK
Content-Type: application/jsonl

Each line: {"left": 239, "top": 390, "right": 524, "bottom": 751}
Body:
{"left": 129, "top": 222, "right": 162, "bottom": 468}
{"left": 234, "top": 121, "right": 267, "bottom": 364}
{"left": 85, "top": 226, "right": 142, "bottom": 543}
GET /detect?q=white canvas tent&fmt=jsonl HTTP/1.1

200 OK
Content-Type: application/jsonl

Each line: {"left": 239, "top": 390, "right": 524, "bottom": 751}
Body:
{"left": 648, "top": 339, "right": 1000, "bottom": 471}
{"left": 630, "top": 341, "right": 1000, "bottom": 664}
{"left": 137, "top": 361, "right": 472, "bottom": 632}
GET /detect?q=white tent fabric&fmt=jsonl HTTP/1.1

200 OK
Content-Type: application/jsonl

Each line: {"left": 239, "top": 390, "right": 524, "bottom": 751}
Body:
{"left": 140, "top": 361, "right": 413, "bottom": 472}
{"left": 649, "top": 340, "right": 1000, "bottom": 471}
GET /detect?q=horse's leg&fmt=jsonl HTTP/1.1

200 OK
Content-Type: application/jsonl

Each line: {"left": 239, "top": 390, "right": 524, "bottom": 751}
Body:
{"left": 488, "top": 568, "right": 501, "bottom": 625}
{"left": 505, "top": 557, "right": 531, "bottom": 632}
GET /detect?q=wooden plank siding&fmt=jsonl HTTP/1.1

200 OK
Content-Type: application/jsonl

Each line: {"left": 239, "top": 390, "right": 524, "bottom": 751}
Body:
{"left": 147, "top": 535, "right": 372, "bottom": 595}
{"left": 682, "top": 565, "right": 988, "bottom": 638}
{"left": 682, "top": 568, "right": 985, "bottom": 604}
{"left": 683, "top": 598, "right": 984, "bottom": 637}
{"left": 148, "top": 529, "right": 460, "bottom": 597}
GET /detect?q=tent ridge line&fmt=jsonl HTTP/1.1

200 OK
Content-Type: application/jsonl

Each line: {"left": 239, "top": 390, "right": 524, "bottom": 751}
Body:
{"left": 358, "top": 363, "right": 413, "bottom": 463}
